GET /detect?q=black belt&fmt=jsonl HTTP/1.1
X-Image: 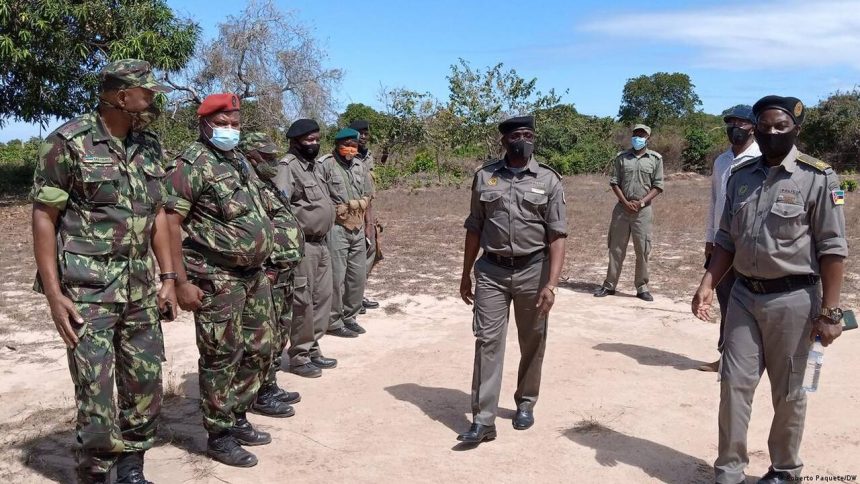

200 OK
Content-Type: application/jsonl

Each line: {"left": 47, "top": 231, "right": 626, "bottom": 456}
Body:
{"left": 483, "top": 250, "right": 546, "bottom": 270}
{"left": 304, "top": 234, "right": 326, "bottom": 243}
{"left": 737, "top": 274, "right": 820, "bottom": 294}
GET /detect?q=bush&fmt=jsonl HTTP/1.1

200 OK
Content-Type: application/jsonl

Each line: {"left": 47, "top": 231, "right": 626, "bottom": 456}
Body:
{"left": 841, "top": 178, "right": 858, "bottom": 192}
{"left": 681, "top": 127, "right": 713, "bottom": 173}
{"left": 410, "top": 150, "right": 435, "bottom": 173}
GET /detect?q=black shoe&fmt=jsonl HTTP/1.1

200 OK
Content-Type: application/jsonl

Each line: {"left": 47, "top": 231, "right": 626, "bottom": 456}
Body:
{"left": 207, "top": 431, "right": 258, "bottom": 468}
{"left": 230, "top": 414, "right": 272, "bottom": 446}
{"left": 327, "top": 327, "right": 359, "bottom": 338}
{"left": 637, "top": 291, "right": 654, "bottom": 302}
{"left": 289, "top": 362, "right": 322, "bottom": 378}
{"left": 344, "top": 319, "right": 366, "bottom": 334}
{"left": 359, "top": 306, "right": 366, "bottom": 314}
{"left": 757, "top": 470, "right": 795, "bottom": 484}
{"left": 252, "top": 386, "right": 296, "bottom": 418}
{"left": 310, "top": 356, "right": 338, "bottom": 369}
{"left": 268, "top": 384, "right": 301, "bottom": 405}
{"left": 116, "top": 452, "right": 151, "bottom": 484}
{"left": 362, "top": 297, "right": 380, "bottom": 309}
{"left": 593, "top": 287, "right": 616, "bottom": 297}
{"left": 456, "top": 423, "right": 497, "bottom": 443}
{"left": 512, "top": 409, "right": 535, "bottom": 430}
{"left": 79, "top": 472, "right": 110, "bottom": 484}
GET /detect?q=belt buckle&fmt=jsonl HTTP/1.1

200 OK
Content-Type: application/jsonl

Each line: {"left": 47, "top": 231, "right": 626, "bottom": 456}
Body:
{"left": 751, "top": 279, "right": 764, "bottom": 293}
{"left": 505, "top": 256, "right": 516, "bottom": 267}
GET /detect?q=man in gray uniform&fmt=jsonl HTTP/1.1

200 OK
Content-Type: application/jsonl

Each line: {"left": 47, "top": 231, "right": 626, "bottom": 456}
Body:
{"left": 320, "top": 128, "right": 374, "bottom": 336}
{"left": 275, "top": 119, "right": 339, "bottom": 378}
{"left": 693, "top": 95, "right": 847, "bottom": 484}
{"left": 458, "top": 115, "right": 567, "bottom": 443}
{"left": 348, "top": 119, "right": 383, "bottom": 313}
{"left": 595, "top": 124, "right": 664, "bottom": 301}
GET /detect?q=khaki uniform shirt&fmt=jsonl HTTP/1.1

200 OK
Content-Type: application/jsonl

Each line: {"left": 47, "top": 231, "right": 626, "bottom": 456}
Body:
{"left": 715, "top": 147, "right": 848, "bottom": 279}
{"left": 464, "top": 157, "right": 568, "bottom": 257}
{"left": 318, "top": 153, "right": 375, "bottom": 204}
{"left": 275, "top": 152, "right": 335, "bottom": 237}
{"left": 609, "top": 149, "right": 665, "bottom": 200}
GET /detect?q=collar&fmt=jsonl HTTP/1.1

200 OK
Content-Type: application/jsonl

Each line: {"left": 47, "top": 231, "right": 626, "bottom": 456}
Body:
{"left": 92, "top": 112, "right": 117, "bottom": 144}
{"left": 501, "top": 156, "right": 539, "bottom": 175}
{"left": 755, "top": 145, "right": 798, "bottom": 174}
{"left": 737, "top": 141, "right": 761, "bottom": 160}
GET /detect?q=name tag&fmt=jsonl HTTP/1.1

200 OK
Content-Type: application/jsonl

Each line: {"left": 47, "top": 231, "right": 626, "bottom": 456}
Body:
{"left": 531, "top": 188, "right": 545, "bottom": 194}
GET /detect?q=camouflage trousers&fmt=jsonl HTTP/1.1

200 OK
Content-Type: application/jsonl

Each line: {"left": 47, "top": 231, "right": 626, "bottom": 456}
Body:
{"left": 66, "top": 296, "right": 164, "bottom": 480}
{"left": 191, "top": 266, "right": 275, "bottom": 434}
{"left": 263, "top": 267, "right": 295, "bottom": 385}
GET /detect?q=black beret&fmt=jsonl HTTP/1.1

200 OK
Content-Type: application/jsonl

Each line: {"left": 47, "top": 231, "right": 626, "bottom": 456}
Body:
{"left": 752, "top": 95, "right": 805, "bottom": 126}
{"left": 286, "top": 118, "right": 320, "bottom": 139}
{"left": 348, "top": 119, "right": 369, "bottom": 131}
{"left": 498, "top": 115, "right": 535, "bottom": 135}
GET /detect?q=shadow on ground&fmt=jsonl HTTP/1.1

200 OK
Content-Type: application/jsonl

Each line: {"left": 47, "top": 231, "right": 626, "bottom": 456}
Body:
{"left": 385, "top": 383, "right": 472, "bottom": 434}
{"left": 594, "top": 343, "right": 707, "bottom": 371}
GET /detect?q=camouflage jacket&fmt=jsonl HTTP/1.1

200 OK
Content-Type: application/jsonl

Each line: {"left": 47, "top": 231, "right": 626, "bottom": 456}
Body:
{"left": 31, "top": 111, "right": 167, "bottom": 303}
{"left": 254, "top": 169, "right": 305, "bottom": 270}
{"left": 164, "top": 141, "right": 274, "bottom": 270}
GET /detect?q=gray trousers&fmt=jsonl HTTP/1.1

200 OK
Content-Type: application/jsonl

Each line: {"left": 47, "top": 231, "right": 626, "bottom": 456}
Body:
{"left": 603, "top": 203, "right": 652, "bottom": 293}
{"left": 328, "top": 224, "right": 367, "bottom": 329}
{"left": 366, "top": 235, "right": 376, "bottom": 278}
{"left": 287, "top": 241, "right": 332, "bottom": 366}
{"left": 471, "top": 256, "right": 549, "bottom": 426}
{"left": 715, "top": 281, "right": 818, "bottom": 483}
{"left": 716, "top": 269, "right": 736, "bottom": 352}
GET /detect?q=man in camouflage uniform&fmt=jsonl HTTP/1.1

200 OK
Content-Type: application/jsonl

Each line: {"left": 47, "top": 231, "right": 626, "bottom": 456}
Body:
{"left": 348, "top": 119, "right": 382, "bottom": 313}
{"left": 31, "top": 59, "right": 177, "bottom": 484}
{"left": 238, "top": 132, "right": 304, "bottom": 413}
{"left": 164, "top": 93, "right": 289, "bottom": 468}
{"left": 320, "top": 128, "right": 375, "bottom": 336}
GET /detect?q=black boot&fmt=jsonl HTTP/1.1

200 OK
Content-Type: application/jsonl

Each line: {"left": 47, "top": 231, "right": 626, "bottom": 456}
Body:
{"left": 230, "top": 413, "right": 272, "bottom": 445}
{"left": 252, "top": 386, "right": 296, "bottom": 418}
{"left": 267, "top": 383, "right": 302, "bottom": 405}
{"left": 116, "top": 452, "right": 152, "bottom": 484}
{"left": 207, "top": 430, "right": 258, "bottom": 467}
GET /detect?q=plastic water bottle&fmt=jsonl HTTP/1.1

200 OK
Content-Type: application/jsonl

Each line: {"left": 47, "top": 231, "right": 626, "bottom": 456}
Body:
{"left": 802, "top": 336, "right": 824, "bottom": 393}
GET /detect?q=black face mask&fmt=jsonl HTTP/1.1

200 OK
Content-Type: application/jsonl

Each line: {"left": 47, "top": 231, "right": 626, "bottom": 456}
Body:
{"left": 726, "top": 126, "right": 752, "bottom": 146}
{"left": 754, "top": 130, "right": 796, "bottom": 160}
{"left": 508, "top": 140, "right": 534, "bottom": 160}
{"left": 299, "top": 143, "right": 320, "bottom": 160}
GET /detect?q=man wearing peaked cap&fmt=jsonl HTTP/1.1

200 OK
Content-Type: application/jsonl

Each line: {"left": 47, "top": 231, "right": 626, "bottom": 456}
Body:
{"left": 693, "top": 95, "right": 847, "bottom": 484}
{"left": 458, "top": 114, "right": 568, "bottom": 443}
{"left": 275, "top": 119, "right": 339, "bottom": 378}
{"left": 30, "top": 58, "right": 176, "bottom": 483}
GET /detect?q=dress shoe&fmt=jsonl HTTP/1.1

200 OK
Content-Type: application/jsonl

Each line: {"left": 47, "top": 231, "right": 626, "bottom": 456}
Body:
{"left": 637, "top": 291, "right": 654, "bottom": 302}
{"left": 252, "top": 386, "right": 295, "bottom": 418}
{"left": 230, "top": 414, "right": 272, "bottom": 446}
{"left": 359, "top": 306, "right": 366, "bottom": 314}
{"left": 310, "top": 356, "right": 338, "bottom": 369}
{"left": 116, "top": 452, "right": 151, "bottom": 484}
{"left": 757, "top": 470, "right": 795, "bottom": 484}
{"left": 593, "top": 286, "right": 616, "bottom": 297}
{"left": 327, "top": 326, "right": 359, "bottom": 338}
{"left": 289, "top": 362, "right": 322, "bottom": 378}
{"left": 456, "top": 423, "right": 497, "bottom": 443}
{"left": 362, "top": 297, "right": 380, "bottom": 309}
{"left": 344, "top": 319, "right": 366, "bottom": 334}
{"left": 512, "top": 409, "right": 535, "bottom": 430}
{"left": 207, "top": 431, "right": 258, "bottom": 467}
{"left": 266, "top": 384, "right": 301, "bottom": 405}
{"left": 698, "top": 360, "right": 720, "bottom": 372}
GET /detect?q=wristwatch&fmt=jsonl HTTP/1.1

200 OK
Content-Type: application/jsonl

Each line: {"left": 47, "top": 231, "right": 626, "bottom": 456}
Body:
{"left": 545, "top": 285, "right": 558, "bottom": 295}
{"left": 819, "top": 307, "right": 844, "bottom": 324}
{"left": 159, "top": 272, "right": 178, "bottom": 282}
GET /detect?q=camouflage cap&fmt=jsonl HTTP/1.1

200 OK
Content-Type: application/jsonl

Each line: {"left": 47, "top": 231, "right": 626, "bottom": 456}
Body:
{"left": 239, "top": 132, "right": 280, "bottom": 155}
{"left": 99, "top": 59, "right": 172, "bottom": 93}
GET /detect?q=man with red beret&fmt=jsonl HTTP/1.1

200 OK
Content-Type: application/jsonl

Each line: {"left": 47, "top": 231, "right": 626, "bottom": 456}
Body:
{"left": 164, "top": 93, "right": 289, "bottom": 467}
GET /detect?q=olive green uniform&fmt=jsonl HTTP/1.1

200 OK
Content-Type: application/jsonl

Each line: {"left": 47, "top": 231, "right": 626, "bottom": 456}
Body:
{"left": 603, "top": 148, "right": 664, "bottom": 294}
{"left": 713, "top": 147, "right": 847, "bottom": 483}
{"left": 356, "top": 149, "right": 378, "bottom": 277}
{"left": 464, "top": 157, "right": 567, "bottom": 425}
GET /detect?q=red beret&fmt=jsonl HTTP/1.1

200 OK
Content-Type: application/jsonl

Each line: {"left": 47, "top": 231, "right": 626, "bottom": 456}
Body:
{"left": 197, "top": 93, "right": 241, "bottom": 117}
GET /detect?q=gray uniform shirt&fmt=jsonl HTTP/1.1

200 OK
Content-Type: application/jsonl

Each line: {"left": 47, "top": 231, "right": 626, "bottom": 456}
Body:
{"left": 609, "top": 149, "right": 665, "bottom": 200}
{"left": 464, "top": 157, "right": 568, "bottom": 257}
{"left": 715, "top": 147, "right": 847, "bottom": 279}
{"left": 318, "top": 153, "right": 374, "bottom": 204}
{"left": 275, "top": 152, "right": 335, "bottom": 237}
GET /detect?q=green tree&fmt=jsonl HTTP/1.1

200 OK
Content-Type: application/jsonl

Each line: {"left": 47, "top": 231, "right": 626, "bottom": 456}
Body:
{"left": 0, "top": 0, "right": 199, "bottom": 126}
{"left": 800, "top": 89, "right": 860, "bottom": 171}
{"left": 618, "top": 72, "right": 702, "bottom": 127}
{"left": 535, "top": 104, "right": 617, "bottom": 174}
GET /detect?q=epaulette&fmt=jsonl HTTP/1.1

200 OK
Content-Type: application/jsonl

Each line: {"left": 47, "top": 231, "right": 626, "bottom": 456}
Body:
{"left": 178, "top": 141, "right": 207, "bottom": 166}
{"left": 476, "top": 159, "right": 503, "bottom": 173}
{"left": 538, "top": 162, "right": 563, "bottom": 180}
{"left": 318, "top": 153, "right": 335, "bottom": 162}
{"left": 55, "top": 116, "right": 91, "bottom": 140}
{"left": 646, "top": 149, "right": 663, "bottom": 159}
{"left": 796, "top": 153, "right": 831, "bottom": 172}
{"left": 279, "top": 153, "right": 298, "bottom": 165}
{"left": 731, "top": 156, "right": 760, "bottom": 173}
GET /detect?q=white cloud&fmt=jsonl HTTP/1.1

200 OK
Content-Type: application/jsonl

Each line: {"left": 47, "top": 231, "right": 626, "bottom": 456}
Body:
{"left": 582, "top": 0, "right": 860, "bottom": 70}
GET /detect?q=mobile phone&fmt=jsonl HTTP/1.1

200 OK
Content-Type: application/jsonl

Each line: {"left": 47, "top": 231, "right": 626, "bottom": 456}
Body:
{"left": 843, "top": 310, "right": 858, "bottom": 331}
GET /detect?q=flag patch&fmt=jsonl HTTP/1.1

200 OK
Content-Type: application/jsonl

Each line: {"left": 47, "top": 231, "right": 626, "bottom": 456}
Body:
{"left": 832, "top": 189, "right": 845, "bottom": 205}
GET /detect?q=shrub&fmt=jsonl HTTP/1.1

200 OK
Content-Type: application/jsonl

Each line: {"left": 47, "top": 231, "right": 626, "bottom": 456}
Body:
{"left": 841, "top": 178, "right": 858, "bottom": 192}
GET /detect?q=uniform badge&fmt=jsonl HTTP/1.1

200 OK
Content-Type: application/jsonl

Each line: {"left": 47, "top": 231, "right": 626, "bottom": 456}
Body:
{"left": 794, "top": 101, "right": 804, "bottom": 117}
{"left": 531, "top": 187, "right": 545, "bottom": 194}
{"left": 832, "top": 189, "right": 845, "bottom": 205}
{"left": 738, "top": 185, "right": 748, "bottom": 195}
{"left": 487, "top": 177, "right": 498, "bottom": 186}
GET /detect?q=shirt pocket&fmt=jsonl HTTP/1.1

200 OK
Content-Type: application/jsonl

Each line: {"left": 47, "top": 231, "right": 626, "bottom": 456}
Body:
{"left": 479, "top": 190, "right": 506, "bottom": 219}
{"left": 521, "top": 191, "right": 548, "bottom": 221}
{"left": 79, "top": 161, "right": 121, "bottom": 205}
{"left": 61, "top": 236, "right": 113, "bottom": 287}
{"left": 768, "top": 202, "right": 807, "bottom": 241}
{"left": 302, "top": 179, "right": 324, "bottom": 202}
{"left": 211, "top": 172, "right": 252, "bottom": 221}
{"left": 140, "top": 161, "right": 166, "bottom": 210}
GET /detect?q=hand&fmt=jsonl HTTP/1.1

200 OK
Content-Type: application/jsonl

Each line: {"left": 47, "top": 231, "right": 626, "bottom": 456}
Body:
{"left": 623, "top": 200, "right": 640, "bottom": 214}
{"left": 811, "top": 316, "right": 843, "bottom": 347}
{"left": 177, "top": 280, "right": 204, "bottom": 312}
{"left": 704, "top": 242, "right": 714, "bottom": 259}
{"left": 46, "top": 294, "right": 83, "bottom": 348}
{"left": 692, "top": 284, "right": 714, "bottom": 321}
{"left": 157, "top": 280, "right": 177, "bottom": 321}
{"left": 460, "top": 274, "right": 474, "bottom": 305}
{"left": 535, "top": 286, "right": 555, "bottom": 318}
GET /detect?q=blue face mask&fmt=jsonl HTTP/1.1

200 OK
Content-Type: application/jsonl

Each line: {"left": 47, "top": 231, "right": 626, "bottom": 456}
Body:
{"left": 208, "top": 122, "right": 241, "bottom": 151}
{"left": 631, "top": 136, "right": 648, "bottom": 150}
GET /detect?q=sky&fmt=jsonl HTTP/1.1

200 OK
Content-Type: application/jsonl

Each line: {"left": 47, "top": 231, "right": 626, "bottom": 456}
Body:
{"left": 2, "top": 0, "right": 859, "bottom": 142}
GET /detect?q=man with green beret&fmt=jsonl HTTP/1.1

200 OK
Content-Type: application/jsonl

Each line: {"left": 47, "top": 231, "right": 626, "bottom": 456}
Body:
{"left": 238, "top": 132, "right": 304, "bottom": 413}
{"left": 348, "top": 119, "right": 382, "bottom": 314}
{"left": 594, "top": 123, "right": 664, "bottom": 301}
{"left": 31, "top": 59, "right": 177, "bottom": 483}
{"left": 319, "top": 128, "right": 374, "bottom": 337}
{"left": 693, "top": 95, "right": 847, "bottom": 484}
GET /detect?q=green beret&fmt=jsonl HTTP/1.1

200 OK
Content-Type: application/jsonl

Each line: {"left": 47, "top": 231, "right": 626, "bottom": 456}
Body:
{"left": 334, "top": 128, "right": 360, "bottom": 141}
{"left": 238, "top": 132, "right": 279, "bottom": 155}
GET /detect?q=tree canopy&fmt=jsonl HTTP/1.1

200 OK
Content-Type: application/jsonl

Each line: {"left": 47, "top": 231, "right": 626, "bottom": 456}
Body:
{"left": 618, "top": 72, "right": 702, "bottom": 127}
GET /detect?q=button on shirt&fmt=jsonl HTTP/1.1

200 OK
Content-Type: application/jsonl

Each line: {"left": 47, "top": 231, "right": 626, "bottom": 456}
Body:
{"left": 609, "top": 149, "right": 664, "bottom": 200}
{"left": 705, "top": 142, "right": 760, "bottom": 243}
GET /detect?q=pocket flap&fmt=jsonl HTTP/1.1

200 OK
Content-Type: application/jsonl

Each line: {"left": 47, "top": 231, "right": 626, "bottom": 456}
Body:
{"left": 523, "top": 191, "right": 548, "bottom": 205}
{"left": 80, "top": 162, "right": 120, "bottom": 182}
{"left": 293, "top": 276, "right": 309, "bottom": 290}
{"left": 301, "top": 179, "right": 319, "bottom": 189}
{"left": 63, "top": 236, "right": 113, "bottom": 256}
{"left": 141, "top": 161, "right": 166, "bottom": 178}
{"left": 771, "top": 202, "right": 805, "bottom": 218}
{"left": 480, "top": 190, "right": 502, "bottom": 202}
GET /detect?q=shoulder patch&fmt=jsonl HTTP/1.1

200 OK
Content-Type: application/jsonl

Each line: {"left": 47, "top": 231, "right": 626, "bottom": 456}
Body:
{"left": 538, "top": 162, "right": 563, "bottom": 180}
{"left": 731, "top": 156, "right": 760, "bottom": 173}
{"left": 796, "top": 153, "right": 831, "bottom": 172}
{"left": 55, "top": 116, "right": 91, "bottom": 140}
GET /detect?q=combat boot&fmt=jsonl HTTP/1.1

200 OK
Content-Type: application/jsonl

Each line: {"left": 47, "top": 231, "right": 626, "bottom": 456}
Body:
{"left": 252, "top": 385, "right": 296, "bottom": 418}
{"left": 207, "top": 431, "right": 258, "bottom": 468}
{"left": 263, "top": 382, "right": 301, "bottom": 405}
{"left": 116, "top": 451, "right": 152, "bottom": 484}
{"left": 230, "top": 413, "right": 273, "bottom": 445}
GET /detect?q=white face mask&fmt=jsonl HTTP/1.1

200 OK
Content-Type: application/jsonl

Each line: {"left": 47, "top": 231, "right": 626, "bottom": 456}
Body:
{"left": 207, "top": 121, "right": 241, "bottom": 151}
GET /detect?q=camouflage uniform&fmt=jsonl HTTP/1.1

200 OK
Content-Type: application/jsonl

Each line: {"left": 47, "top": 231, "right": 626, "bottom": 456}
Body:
{"left": 164, "top": 141, "right": 275, "bottom": 434}
{"left": 31, "top": 109, "right": 167, "bottom": 479}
